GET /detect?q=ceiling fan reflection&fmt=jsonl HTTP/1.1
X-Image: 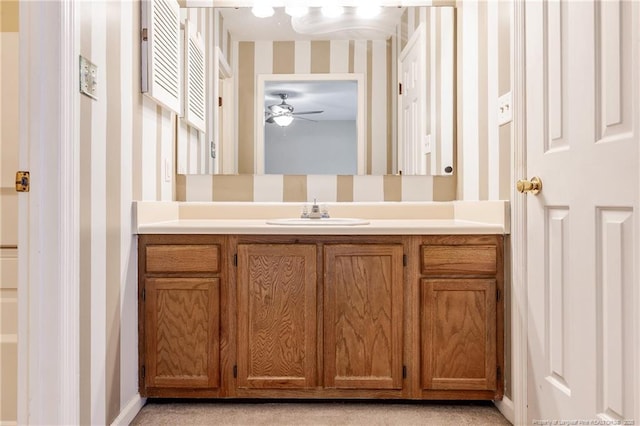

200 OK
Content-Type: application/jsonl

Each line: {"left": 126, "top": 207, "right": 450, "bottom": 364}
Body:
{"left": 265, "top": 93, "right": 324, "bottom": 126}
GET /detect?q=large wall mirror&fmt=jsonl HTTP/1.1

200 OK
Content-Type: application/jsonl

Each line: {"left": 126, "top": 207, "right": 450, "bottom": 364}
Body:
{"left": 177, "top": 1, "right": 455, "bottom": 176}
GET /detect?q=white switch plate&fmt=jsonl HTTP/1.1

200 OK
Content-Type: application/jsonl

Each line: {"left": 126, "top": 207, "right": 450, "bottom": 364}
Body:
{"left": 498, "top": 91, "right": 512, "bottom": 125}
{"left": 79, "top": 55, "right": 98, "bottom": 100}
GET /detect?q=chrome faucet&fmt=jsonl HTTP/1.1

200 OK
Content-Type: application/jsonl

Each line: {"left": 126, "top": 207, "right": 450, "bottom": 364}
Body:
{"left": 301, "top": 199, "right": 329, "bottom": 219}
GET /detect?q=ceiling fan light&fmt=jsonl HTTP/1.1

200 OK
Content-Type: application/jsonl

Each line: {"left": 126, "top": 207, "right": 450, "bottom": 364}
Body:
{"left": 356, "top": 5, "right": 381, "bottom": 19}
{"left": 252, "top": 5, "right": 275, "bottom": 18}
{"left": 285, "top": 6, "right": 309, "bottom": 18}
{"left": 321, "top": 5, "right": 344, "bottom": 18}
{"left": 273, "top": 114, "right": 294, "bottom": 127}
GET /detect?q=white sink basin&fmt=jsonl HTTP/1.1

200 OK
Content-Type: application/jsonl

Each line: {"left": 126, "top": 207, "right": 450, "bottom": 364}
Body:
{"left": 266, "top": 217, "right": 370, "bottom": 226}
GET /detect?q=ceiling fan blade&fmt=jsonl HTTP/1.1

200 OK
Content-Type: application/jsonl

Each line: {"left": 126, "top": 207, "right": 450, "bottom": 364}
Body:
{"left": 292, "top": 110, "right": 324, "bottom": 115}
{"left": 294, "top": 116, "right": 318, "bottom": 122}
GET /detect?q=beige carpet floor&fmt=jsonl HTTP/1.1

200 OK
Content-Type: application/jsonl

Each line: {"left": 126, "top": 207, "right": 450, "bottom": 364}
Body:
{"left": 130, "top": 400, "right": 511, "bottom": 425}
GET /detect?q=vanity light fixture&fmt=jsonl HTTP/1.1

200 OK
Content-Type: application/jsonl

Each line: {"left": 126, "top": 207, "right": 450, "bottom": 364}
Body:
{"left": 273, "top": 114, "right": 295, "bottom": 127}
{"left": 285, "top": 5, "right": 309, "bottom": 17}
{"left": 321, "top": 4, "right": 345, "bottom": 18}
{"left": 356, "top": 4, "right": 382, "bottom": 19}
{"left": 252, "top": 4, "right": 275, "bottom": 18}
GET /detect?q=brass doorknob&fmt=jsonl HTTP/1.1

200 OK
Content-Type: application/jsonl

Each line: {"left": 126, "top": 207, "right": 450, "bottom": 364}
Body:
{"left": 516, "top": 176, "right": 542, "bottom": 195}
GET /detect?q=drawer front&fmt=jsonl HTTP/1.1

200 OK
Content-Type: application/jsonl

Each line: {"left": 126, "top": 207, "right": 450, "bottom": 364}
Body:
{"left": 146, "top": 245, "right": 220, "bottom": 273}
{"left": 421, "top": 245, "right": 497, "bottom": 276}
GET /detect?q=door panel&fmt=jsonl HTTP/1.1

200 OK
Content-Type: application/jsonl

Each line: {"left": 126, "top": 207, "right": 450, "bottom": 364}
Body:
{"left": 324, "top": 244, "right": 403, "bottom": 390}
{"left": 236, "top": 244, "right": 317, "bottom": 389}
{"left": 525, "top": 0, "right": 638, "bottom": 420}
{"left": 145, "top": 278, "right": 220, "bottom": 389}
{"left": 421, "top": 279, "right": 497, "bottom": 391}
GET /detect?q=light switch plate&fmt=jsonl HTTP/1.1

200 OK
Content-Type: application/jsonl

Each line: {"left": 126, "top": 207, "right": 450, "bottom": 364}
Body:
{"left": 498, "top": 91, "right": 512, "bottom": 125}
{"left": 79, "top": 55, "right": 98, "bottom": 100}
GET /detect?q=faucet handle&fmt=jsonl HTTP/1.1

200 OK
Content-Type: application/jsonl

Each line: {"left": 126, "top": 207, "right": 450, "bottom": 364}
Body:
{"left": 300, "top": 205, "right": 309, "bottom": 218}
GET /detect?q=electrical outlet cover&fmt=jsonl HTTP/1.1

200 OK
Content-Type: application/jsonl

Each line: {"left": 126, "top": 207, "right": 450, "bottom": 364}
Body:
{"left": 498, "top": 91, "right": 512, "bottom": 125}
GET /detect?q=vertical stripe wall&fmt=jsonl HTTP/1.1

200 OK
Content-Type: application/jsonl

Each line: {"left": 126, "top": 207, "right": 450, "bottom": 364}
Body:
{"left": 77, "top": 0, "right": 181, "bottom": 423}
{"left": 457, "top": 0, "right": 512, "bottom": 201}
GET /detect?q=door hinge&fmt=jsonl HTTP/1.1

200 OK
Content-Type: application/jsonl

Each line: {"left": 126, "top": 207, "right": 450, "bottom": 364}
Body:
{"left": 402, "top": 365, "right": 407, "bottom": 379}
{"left": 497, "top": 366, "right": 501, "bottom": 381}
{"left": 15, "top": 171, "right": 30, "bottom": 192}
{"left": 233, "top": 365, "right": 237, "bottom": 378}
{"left": 141, "top": 28, "right": 148, "bottom": 41}
{"left": 142, "top": 288, "right": 146, "bottom": 301}
{"left": 402, "top": 254, "right": 407, "bottom": 267}
{"left": 141, "top": 365, "right": 146, "bottom": 379}
{"left": 233, "top": 254, "right": 238, "bottom": 266}
{"left": 218, "top": 96, "right": 223, "bottom": 107}
{"left": 399, "top": 82, "right": 403, "bottom": 95}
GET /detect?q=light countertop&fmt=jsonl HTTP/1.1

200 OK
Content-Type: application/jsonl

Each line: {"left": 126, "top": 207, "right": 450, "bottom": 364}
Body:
{"left": 135, "top": 201, "right": 510, "bottom": 235}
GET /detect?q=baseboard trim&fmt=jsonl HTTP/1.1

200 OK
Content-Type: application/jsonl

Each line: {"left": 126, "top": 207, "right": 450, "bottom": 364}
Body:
{"left": 495, "top": 396, "right": 515, "bottom": 425}
{"left": 110, "top": 394, "right": 146, "bottom": 426}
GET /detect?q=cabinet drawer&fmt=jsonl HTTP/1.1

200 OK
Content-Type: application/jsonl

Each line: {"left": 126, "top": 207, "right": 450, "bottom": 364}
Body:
{"left": 146, "top": 245, "right": 220, "bottom": 273}
{"left": 421, "top": 245, "right": 497, "bottom": 276}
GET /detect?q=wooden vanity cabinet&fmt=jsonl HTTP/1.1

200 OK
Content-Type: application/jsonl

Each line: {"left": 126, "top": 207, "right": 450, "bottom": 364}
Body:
{"left": 418, "top": 235, "right": 504, "bottom": 400}
{"left": 138, "top": 233, "right": 504, "bottom": 400}
{"left": 138, "top": 235, "right": 225, "bottom": 397}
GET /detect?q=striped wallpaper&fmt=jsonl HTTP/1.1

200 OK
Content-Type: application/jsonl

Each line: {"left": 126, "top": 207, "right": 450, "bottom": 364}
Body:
{"left": 77, "top": 0, "right": 179, "bottom": 423}
{"left": 177, "top": 174, "right": 456, "bottom": 202}
{"left": 457, "top": 0, "right": 512, "bottom": 201}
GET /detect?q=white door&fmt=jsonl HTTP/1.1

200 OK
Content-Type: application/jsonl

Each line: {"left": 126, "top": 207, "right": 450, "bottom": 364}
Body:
{"left": 0, "top": 14, "right": 20, "bottom": 423}
{"left": 525, "top": 0, "right": 639, "bottom": 422}
{"left": 399, "top": 24, "right": 426, "bottom": 175}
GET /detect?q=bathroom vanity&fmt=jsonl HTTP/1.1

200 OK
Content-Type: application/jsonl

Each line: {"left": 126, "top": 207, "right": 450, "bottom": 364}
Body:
{"left": 136, "top": 202, "right": 507, "bottom": 401}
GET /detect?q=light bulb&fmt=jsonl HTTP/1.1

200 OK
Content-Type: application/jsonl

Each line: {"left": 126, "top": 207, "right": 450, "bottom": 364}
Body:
{"left": 321, "top": 5, "right": 344, "bottom": 18}
{"left": 285, "top": 6, "right": 309, "bottom": 17}
{"left": 252, "top": 5, "right": 274, "bottom": 18}
{"left": 273, "top": 115, "right": 294, "bottom": 126}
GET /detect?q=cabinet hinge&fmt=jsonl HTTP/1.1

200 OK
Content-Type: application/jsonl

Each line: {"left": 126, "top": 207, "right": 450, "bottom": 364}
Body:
{"left": 142, "top": 288, "right": 146, "bottom": 301}
{"left": 403, "top": 254, "right": 407, "bottom": 267}
{"left": 141, "top": 365, "right": 145, "bottom": 379}
{"left": 233, "top": 254, "right": 238, "bottom": 267}
{"left": 233, "top": 365, "right": 237, "bottom": 378}
{"left": 496, "top": 289, "right": 501, "bottom": 301}
{"left": 497, "top": 366, "right": 501, "bottom": 381}
{"left": 399, "top": 82, "right": 403, "bottom": 95}
{"left": 402, "top": 365, "right": 407, "bottom": 379}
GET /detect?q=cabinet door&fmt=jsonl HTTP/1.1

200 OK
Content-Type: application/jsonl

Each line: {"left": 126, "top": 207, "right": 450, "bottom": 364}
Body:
{"left": 324, "top": 244, "right": 404, "bottom": 389}
{"left": 421, "top": 278, "right": 496, "bottom": 391}
{"left": 237, "top": 244, "right": 317, "bottom": 389}
{"left": 145, "top": 277, "right": 220, "bottom": 389}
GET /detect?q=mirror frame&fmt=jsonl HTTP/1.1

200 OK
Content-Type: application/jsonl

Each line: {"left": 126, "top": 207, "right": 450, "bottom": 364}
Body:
{"left": 256, "top": 73, "right": 366, "bottom": 174}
